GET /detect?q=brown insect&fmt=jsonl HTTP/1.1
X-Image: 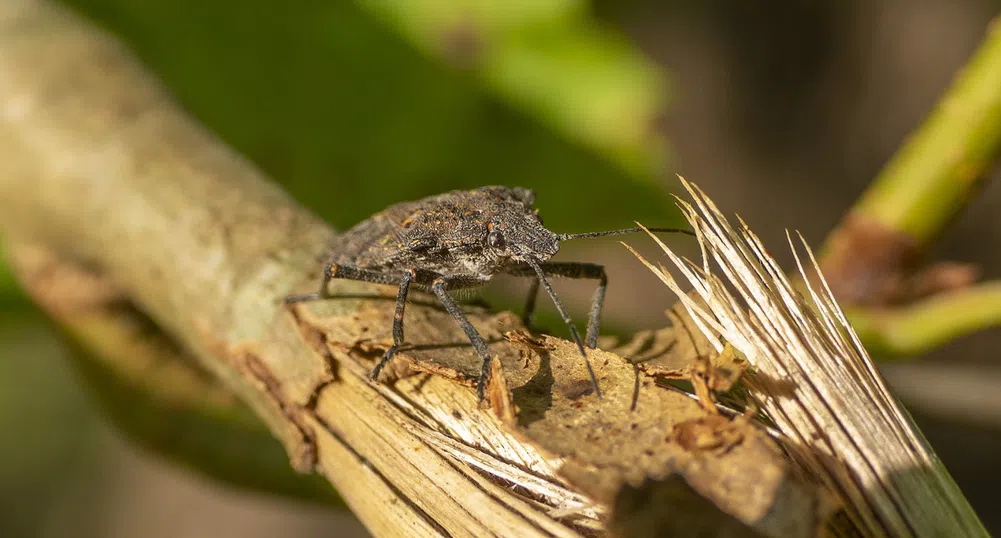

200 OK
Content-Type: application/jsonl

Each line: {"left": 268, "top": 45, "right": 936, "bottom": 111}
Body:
{"left": 286, "top": 186, "right": 691, "bottom": 401}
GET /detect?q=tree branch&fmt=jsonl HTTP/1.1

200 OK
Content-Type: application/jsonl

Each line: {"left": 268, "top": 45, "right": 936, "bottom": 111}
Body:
{"left": 0, "top": 1, "right": 825, "bottom": 535}
{"left": 5, "top": 241, "right": 338, "bottom": 503}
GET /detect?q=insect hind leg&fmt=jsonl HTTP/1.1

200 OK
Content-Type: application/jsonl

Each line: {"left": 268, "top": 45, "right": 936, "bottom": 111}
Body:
{"left": 284, "top": 263, "right": 416, "bottom": 383}
{"left": 284, "top": 263, "right": 400, "bottom": 304}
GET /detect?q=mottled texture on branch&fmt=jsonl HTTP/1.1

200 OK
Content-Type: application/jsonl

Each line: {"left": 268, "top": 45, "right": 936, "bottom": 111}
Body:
{"left": 0, "top": 1, "right": 825, "bottom": 536}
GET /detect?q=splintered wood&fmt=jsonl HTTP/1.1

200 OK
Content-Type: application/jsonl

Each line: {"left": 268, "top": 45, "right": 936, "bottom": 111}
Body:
{"left": 628, "top": 177, "right": 987, "bottom": 538}
{"left": 295, "top": 272, "right": 827, "bottom": 537}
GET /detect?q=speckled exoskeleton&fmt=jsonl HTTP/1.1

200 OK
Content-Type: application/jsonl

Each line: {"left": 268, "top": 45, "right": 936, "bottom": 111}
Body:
{"left": 286, "top": 186, "right": 691, "bottom": 401}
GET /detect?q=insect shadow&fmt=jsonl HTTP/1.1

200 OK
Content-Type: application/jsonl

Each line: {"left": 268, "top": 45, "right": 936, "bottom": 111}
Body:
{"left": 400, "top": 337, "right": 507, "bottom": 353}
{"left": 287, "top": 186, "right": 692, "bottom": 402}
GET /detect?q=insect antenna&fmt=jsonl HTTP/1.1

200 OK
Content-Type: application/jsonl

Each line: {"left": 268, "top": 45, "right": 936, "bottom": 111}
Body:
{"left": 556, "top": 227, "right": 695, "bottom": 241}
{"left": 525, "top": 257, "right": 603, "bottom": 399}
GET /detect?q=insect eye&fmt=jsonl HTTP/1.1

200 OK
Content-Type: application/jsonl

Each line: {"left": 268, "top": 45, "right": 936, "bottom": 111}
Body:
{"left": 487, "top": 230, "right": 506, "bottom": 248}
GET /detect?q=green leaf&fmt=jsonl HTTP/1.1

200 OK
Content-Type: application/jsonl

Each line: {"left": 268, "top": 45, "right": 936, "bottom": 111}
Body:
{"left": 357, "top": 0, "right": 670, "bottom": 178}
{"left": 66, "top": 0, "right": 684, "bottom": 231}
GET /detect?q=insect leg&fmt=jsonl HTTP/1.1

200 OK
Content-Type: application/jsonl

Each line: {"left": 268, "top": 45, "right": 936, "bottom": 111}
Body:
{"left": 430, "top": 276, "right": 494, "bottom": 401}
{"left": 506, "top": 262, "right": 607, "bottom": 348}
{"left": 523, "top": 261, "right": 602, "bottom": 399}
{"left": 369, "top": 269, "right": 416, "bottom": 381}
{"left": 284, "top": 264, "right": 420, "bottom": 382}
{"left": 284, "top": 263, "right": 400, "bottom": 304}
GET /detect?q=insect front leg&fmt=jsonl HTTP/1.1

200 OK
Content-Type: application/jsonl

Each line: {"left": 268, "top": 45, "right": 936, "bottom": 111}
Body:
{"left": 429, "top": 275, "right": 494, "bottom": 402}
{"left": 507, "top": 262, "right": 607, "bottom": 348}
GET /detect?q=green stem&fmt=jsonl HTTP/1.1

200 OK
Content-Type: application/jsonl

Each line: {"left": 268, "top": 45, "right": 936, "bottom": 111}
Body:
{"left": 854, "top": 17, "right": 1001, "bottom": 243}
{"left": 817, "top": 17, "right": 1001, "bottom": 309}
{"left": 850, "top": 281, "right": 1001, "bottom": 359}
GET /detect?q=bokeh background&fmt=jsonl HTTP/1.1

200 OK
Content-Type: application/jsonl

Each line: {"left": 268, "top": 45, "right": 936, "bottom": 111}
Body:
{"left": 3, "top": 1, "right": 1001, "bottom": 536}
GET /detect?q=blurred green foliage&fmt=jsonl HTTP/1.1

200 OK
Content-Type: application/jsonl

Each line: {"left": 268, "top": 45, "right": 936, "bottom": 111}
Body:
{"left": 61, "top": 0, "right": 683, "bottom": 232}
{"left": 0, "top": 314, "right": 99, "bottom": 538}
{"left": 357, "top": 0, "right": 669, "bottom": 177}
